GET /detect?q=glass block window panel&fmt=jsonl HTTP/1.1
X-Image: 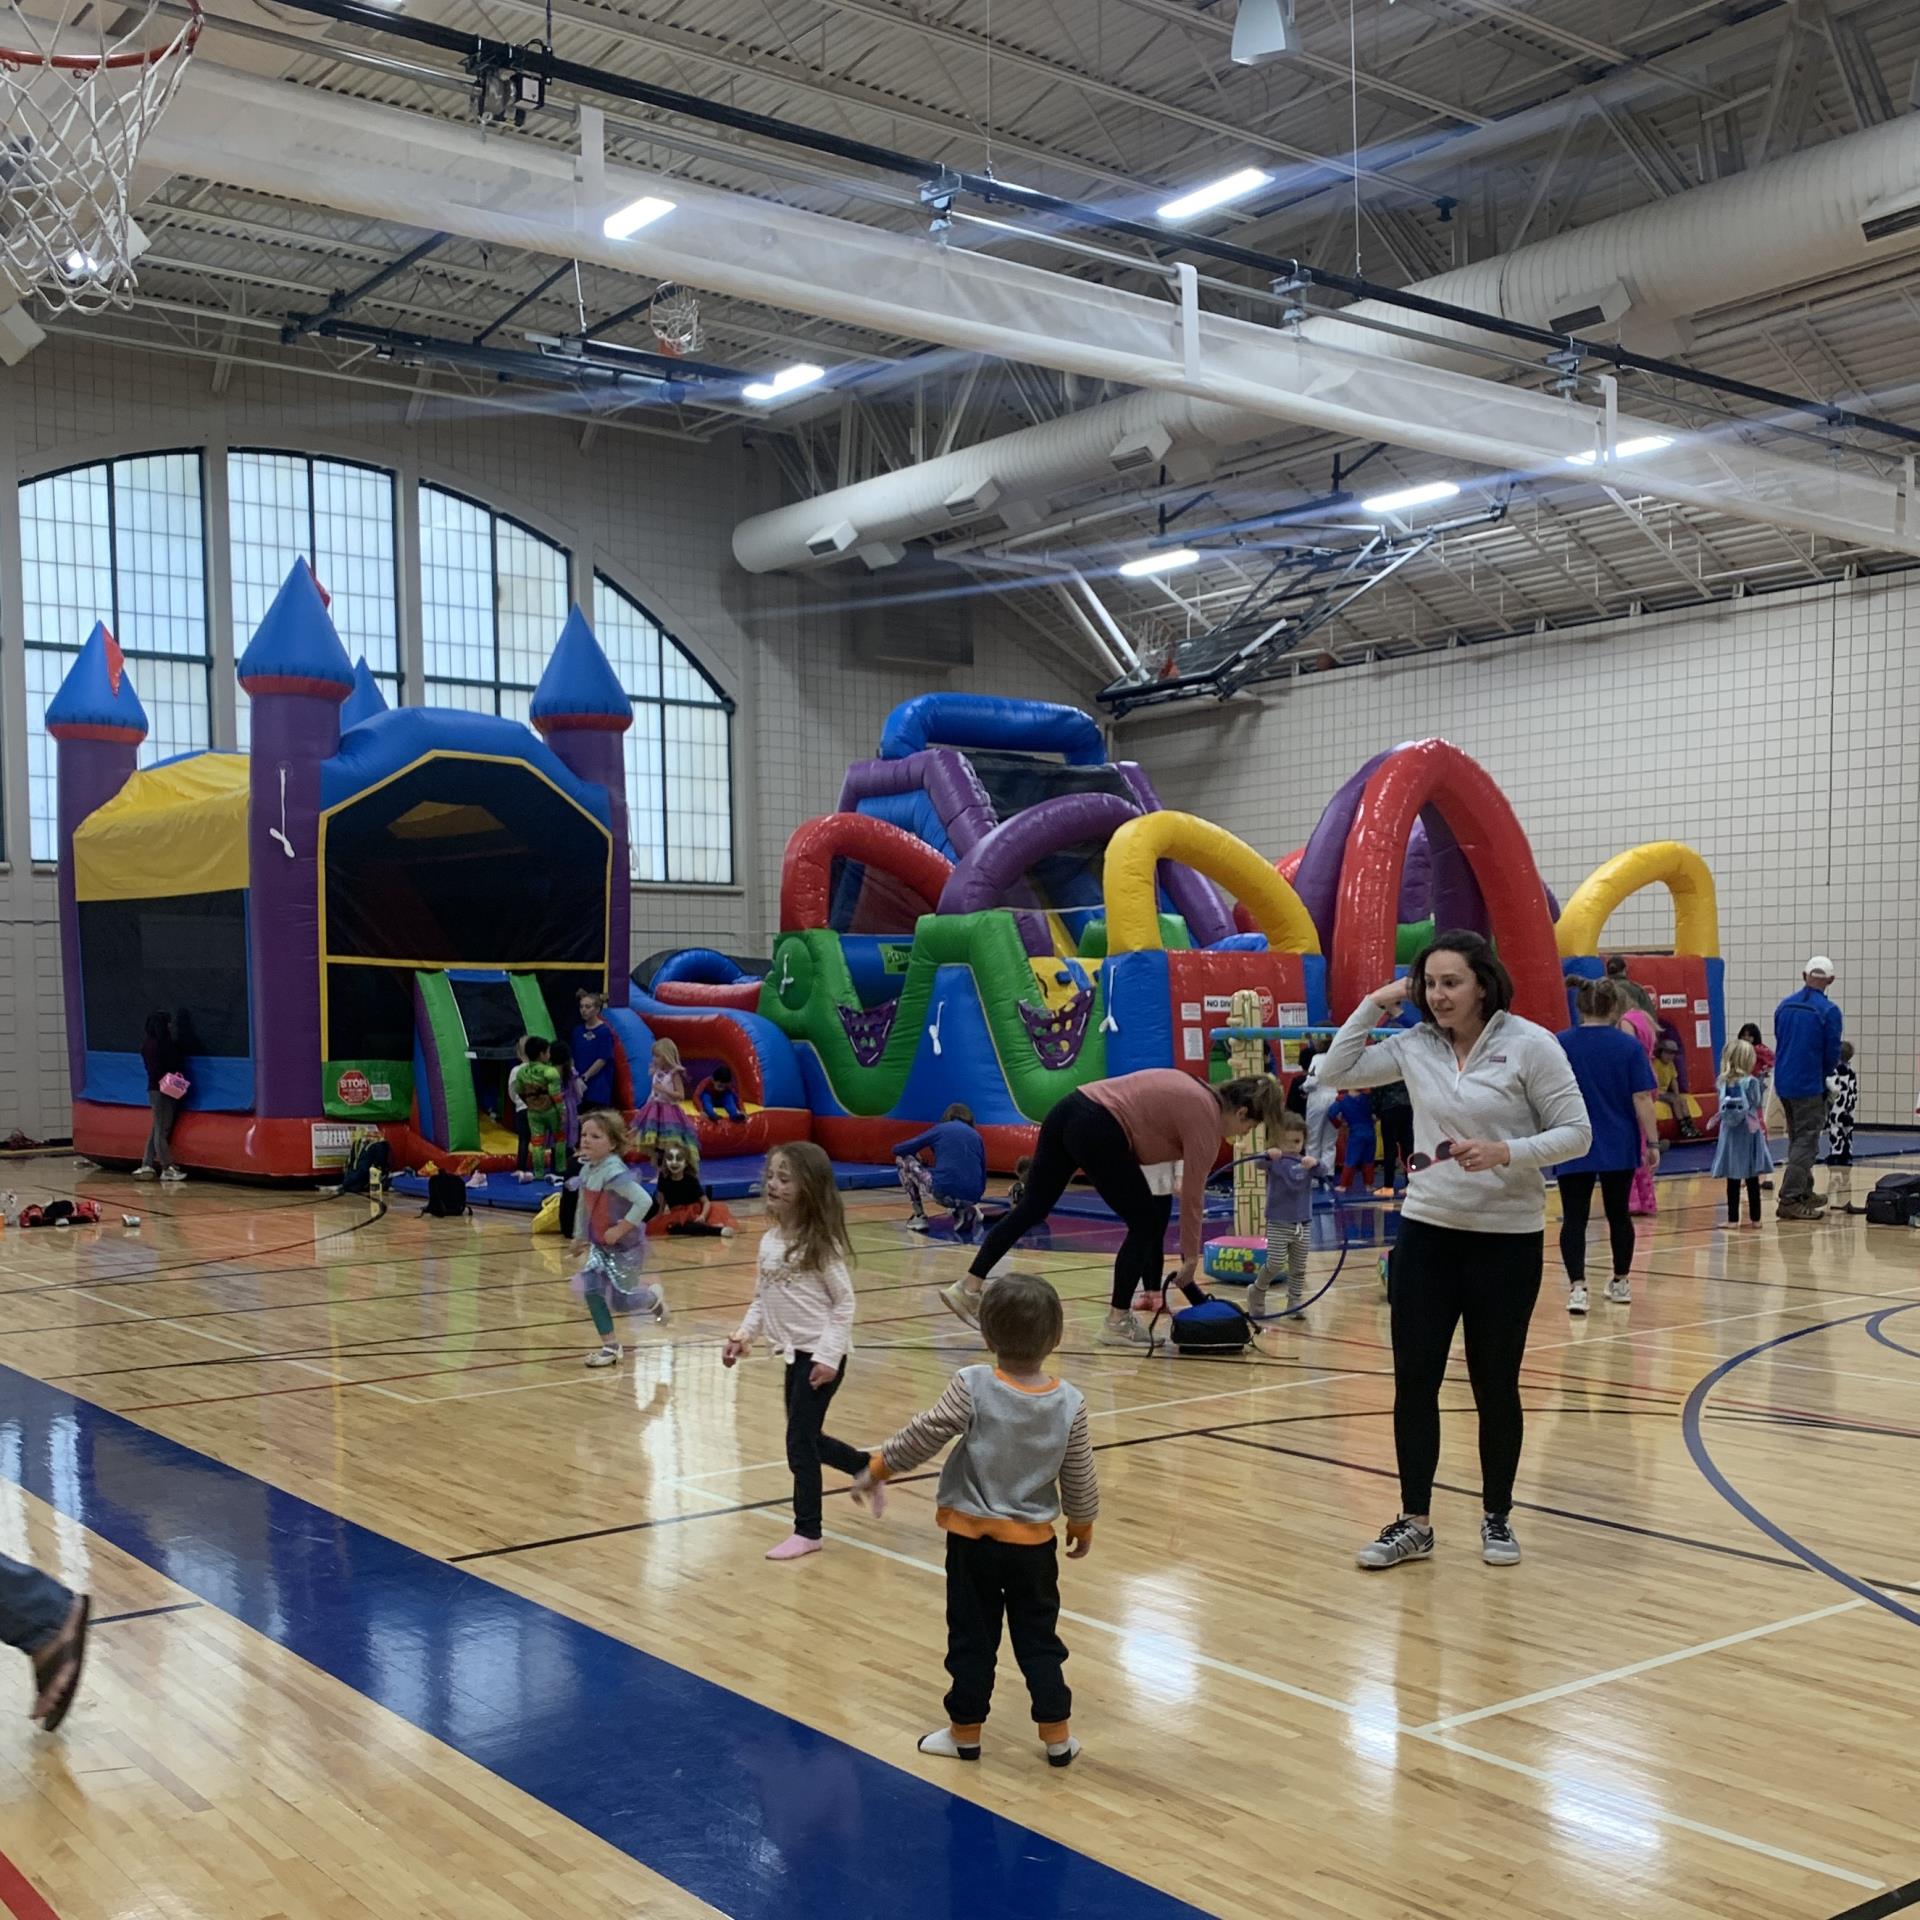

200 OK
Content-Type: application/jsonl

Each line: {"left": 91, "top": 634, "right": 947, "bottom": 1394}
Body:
{"left": 230, "top": 452, "right": 401, "bottom": 745}
{"left": 421, "top": 484, "right": 567, "bottom": 716}
{"left": 19, "top": 453, "right": 209, "bottom": 862}
{"left": 596, "top": 572, "right": 732, "bottom": 886}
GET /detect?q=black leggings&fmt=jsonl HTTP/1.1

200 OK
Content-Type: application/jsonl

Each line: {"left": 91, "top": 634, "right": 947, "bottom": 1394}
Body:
{"left": 970, "top": 1090, "right": 1195, "bottom": 1312}
{"left": 1376, "top": 1107, "right": 1415, "bottom": 1185}
{"left": 1388, "top": 1217, "right": 1543, "bottom": 1517}
{"left": 1556, "top": 1170, "right": 1635, "bottom": 1284}
{"left": 782, "top": 1353, "right": 866, "bottom": 1540}
{"left": 1726, "top": 1177, "right": 1762, "bottom": 1223}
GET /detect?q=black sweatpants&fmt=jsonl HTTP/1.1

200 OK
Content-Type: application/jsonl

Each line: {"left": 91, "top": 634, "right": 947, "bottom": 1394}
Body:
{"left": 1376, "top": 1107, "right": 1415, "bottom": 1186}
{"left": 782, "top": 1353, "right": 866, "bottom": 1540}
{"left": 968, "top": 1090, "right": 1189, "bottom": 1312}
{"left": 1388, "top": 1217, "right": 1543, "bottom": 1518}
{"left": 1556, "top": 1169, "right": 1636, "bottom": 1284}
{"left": 1726, "top": 1177, "right": 1762, "bottom": 1223}
{"left": 942, "top": 1533, "right": 1070, "bottom": 1732}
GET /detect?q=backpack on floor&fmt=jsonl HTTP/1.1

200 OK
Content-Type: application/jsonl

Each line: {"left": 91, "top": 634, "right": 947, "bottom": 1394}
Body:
{"left": 423, "top": 1171, "right": 468, "bottom": 1218}
{"left": 340, "top": 1137, "right": 391, "bottom": 1195}
{"left": 1865, "top": 1173, "right": 1920, "bottom": 1227}
{"left": 1167, "top": 1296, "right": 1254, "bottom": 1356}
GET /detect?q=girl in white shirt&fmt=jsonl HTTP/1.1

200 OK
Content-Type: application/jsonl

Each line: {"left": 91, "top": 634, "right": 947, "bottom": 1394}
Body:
{"left": 724, "top": 1143, "right": 874, "bottom": 1562}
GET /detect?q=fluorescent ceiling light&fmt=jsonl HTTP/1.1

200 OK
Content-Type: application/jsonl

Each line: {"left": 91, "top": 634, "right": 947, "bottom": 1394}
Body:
{"left": 742, "top": 362, "right": 825, "bottom": 403}
{"left": 1565, "top": 434, "right": 1675, "bottom": 468}
{"left": 1360, "top": 481, "right": 1460, "bottom": 514}
{"left": 602, "top": 195, "right": 675, "bottom": 240}
{"left": 1118, "top": 548, "right": 1200, "bottom": 578}
{"left": 1156, "top": 167, "right": 1272, "bottom": 222}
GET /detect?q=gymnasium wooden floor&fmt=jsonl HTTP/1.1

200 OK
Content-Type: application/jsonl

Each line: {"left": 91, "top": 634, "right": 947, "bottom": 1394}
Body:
{"left": 0, "top": 1152, "right": 1915, "bottom": 1920}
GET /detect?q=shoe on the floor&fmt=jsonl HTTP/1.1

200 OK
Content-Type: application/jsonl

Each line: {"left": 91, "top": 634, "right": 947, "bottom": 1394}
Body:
{"left": 585, "top": 1343, "right": 622, "bottom": 1368}
{"left": 1605, "top": 1276, "right": 1631, "bottom": 1304}
{"left": 1356, "top": 1517, "right": 1434, "bottom": 1569}
{"left": 918, "top": 1726, "right": 979, "bottom": 1761}
{"left": 1096, "top": 1313, "right": 1151, "bottom": 1348}
{"left": 1245, "top": 1280, "right": 1270, "bottom": 1319}
{"left": 765, "top": 1534, "right": 822, "bottom": 1562}
{"left": 1567, "top": 1283, "right": 1589, "bottom": 1315}
{"left": 513, "top": 1170, "right": 535, "bottom": 1184}
{"left": 1777, "top": 1200, "right": 1824, "bottom": 1221}
{"left": 908, "top": 1216, "right": 930, "bottom": 1233}
{"left": 939, "top": 1280, "right": 982, "bottom": 1326}
{"left": 1045, "top": 1736, "right": 1081, "bottom": 1768}
{"left": 132, "top": 1165, "right": 158, "bottom": 1181}
{"left": 160, "top": 1167, "right": 187, "bottom": 1183}
{"left": 1481, "top": 1514, "right": 1521, "bottom": 1565}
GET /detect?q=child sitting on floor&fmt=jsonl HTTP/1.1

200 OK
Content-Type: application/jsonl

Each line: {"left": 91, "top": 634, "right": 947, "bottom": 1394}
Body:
{"left": 854, "top": 1272, "right": 1096, "bottom": 1770}
{"left": 647, "top": 1141, "right": 739, "bottom": 1237}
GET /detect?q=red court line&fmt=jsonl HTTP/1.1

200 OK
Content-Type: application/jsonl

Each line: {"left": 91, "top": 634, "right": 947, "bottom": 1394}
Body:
{"left": 0, "top": 1847, "right": 62, "bottom": 1920}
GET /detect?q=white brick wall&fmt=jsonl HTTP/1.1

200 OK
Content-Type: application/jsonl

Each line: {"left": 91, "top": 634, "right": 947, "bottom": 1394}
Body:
{"left": 0, "top": 337, "right": 1093, "bottom": 1138}
{"left": 1125, "top": 575, "right": 1920, "bottom": 1126}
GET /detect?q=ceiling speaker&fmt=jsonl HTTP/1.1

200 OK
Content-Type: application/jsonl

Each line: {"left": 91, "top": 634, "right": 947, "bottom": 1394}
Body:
{"left": 1231, "top": 0, "right": 1297, "bottom": 66}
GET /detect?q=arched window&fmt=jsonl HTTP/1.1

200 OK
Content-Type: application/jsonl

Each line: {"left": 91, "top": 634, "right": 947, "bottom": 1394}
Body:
{"left": 596, "top": 573, "right": 734, "bottom": 885}
{"left": 19, "top": 452, "right": 209, "bottom": 862}
{"left": 420, "top": 484, "right": 569, "bottom": 722}
{"left": 229, "top": 451, "right": 399, "bottom": 744}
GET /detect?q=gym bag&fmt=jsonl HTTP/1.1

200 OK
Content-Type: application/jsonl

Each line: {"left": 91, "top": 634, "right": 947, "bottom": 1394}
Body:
{"left": 422, "top": 1171, "right": 468, "bottom": 1218}
{"left": 1167, "top": 1296, "right": 1254, "bottom": 1355}
{"left": 1865, "top": 1173, "right": 1920, "bottom": 1227}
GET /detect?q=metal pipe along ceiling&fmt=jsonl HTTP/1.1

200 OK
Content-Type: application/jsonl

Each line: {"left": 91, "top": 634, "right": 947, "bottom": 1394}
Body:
{"left": 142, "top": 67, "right": 1920, "bottom": 573}
{"left": 732, "top": 112, "right": 1920, "bottom": 573}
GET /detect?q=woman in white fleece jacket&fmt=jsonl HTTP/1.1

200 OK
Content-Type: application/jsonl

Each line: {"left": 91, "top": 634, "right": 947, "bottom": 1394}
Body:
{"left": 1314, "top": 930, "right": 1590, "bottom": 1572}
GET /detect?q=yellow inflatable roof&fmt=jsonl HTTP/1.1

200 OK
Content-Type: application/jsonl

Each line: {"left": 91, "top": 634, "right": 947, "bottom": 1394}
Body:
{"left": 73, "top": 752, "right": 250, "bottom": 902}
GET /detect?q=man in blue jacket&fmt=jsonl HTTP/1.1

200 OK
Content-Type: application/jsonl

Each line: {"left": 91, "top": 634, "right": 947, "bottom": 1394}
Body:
{"left": 1773, "top": 956, "right": 1843, "bottom": 1219}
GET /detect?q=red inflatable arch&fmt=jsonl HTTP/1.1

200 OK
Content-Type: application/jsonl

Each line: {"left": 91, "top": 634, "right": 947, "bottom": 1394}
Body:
{"left": 779, "top": 812, "right": 954, "bottom": 932}
{"left": 1330, "top": 741, "right": 1563, "bottom": 1027}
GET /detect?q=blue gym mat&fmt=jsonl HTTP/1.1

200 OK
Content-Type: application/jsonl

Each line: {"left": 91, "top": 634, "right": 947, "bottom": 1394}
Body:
{"left": 388, "top": 1154, "right": 902, "bottom": 1213}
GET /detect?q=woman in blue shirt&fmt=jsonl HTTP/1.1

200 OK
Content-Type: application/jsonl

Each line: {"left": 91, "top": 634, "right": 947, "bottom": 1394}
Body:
{"left": 1555, "top": 978, "right": 1660, "bottom": 1314}
{"left": 571, "top": 989, "right": 620, "bottom": 1110}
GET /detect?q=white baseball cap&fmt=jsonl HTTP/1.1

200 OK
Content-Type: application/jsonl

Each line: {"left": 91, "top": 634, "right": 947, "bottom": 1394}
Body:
{"left": 1804, "top": 955, "right": 1836, "bottom": 978}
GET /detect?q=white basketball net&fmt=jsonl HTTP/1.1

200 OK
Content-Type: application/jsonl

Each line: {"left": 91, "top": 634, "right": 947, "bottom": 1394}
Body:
{"left": 648, "top": 284, "right": 701, "bottom": 357}
{"left": 0, "top": 0, "right": 202, "bottom": 315}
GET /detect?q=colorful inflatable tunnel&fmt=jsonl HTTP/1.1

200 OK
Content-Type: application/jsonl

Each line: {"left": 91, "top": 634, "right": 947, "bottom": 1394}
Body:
{"left": 1557, "top": 841, "right": 1725, "bottom": 1129}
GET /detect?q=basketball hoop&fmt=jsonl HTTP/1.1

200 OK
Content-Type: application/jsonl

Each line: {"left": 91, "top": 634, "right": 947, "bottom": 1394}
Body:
{"left": 0, "top": 0, "right": 203, "bottom": 315}
{"left": 648, "top": 284, "right": 700, "bottom": 358}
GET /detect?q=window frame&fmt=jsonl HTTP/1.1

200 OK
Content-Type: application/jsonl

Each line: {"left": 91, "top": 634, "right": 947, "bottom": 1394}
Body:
{"left": 228, "top": 446, "right": 404, "bottom": 706}
{"left": 19, "top": 447, "right": 212, "bottom": 865}
{"left": 595, "top": 568, "right": 736, "bottom": 888}
{"left": 419, "top": 481, "right": 570, "bottom": 719}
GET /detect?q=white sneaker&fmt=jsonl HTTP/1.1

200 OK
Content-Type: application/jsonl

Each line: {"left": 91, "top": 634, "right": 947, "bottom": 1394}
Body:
{"left": 939, "top": 1280, "right": 982, "bottom": 1326}
{"left": 1355, "top": 1516, "right": 1435, "bottom": 1569}
{"left": 907, "top": 1217, "right": 930, "bottom": 1234}
{"left": 1567, "top": 1283, "right": 1589, "bottom": 1315}
{"left": 585, "top": 1343, "right": 621, "bottom": 1368}
{"left": 160, "top": 1167, "right": 187, "bottom": 1183}
{"left": 132, "top": 1165, "right": 158, "bottom": 1181}
{"left": 513, "top": 1170, "right": 535, "bottom": 1184}
{"left": 1096, "top": 1313, "right": 1151, "bottom": 1348}
{"left": 1605, "top": 1276, "right": 1632, "bottom": 1305}
{"left": 1481, "top": 1514, "right": 1522, "bottom": 1565}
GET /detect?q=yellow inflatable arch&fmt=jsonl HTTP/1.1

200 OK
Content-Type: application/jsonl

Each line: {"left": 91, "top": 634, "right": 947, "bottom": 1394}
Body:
{"left": 1104, "top": 811, "right": 1321, "bottom": 954}
{"left": 1555, "top": 840, "right": 1720, "bottom": 959}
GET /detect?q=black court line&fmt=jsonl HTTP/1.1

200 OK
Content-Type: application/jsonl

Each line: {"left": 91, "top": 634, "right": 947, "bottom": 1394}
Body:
{"left": 1829, "top": 1876, "right": 1920, "bottom": 1919}
{"left": 93, "top": 1600, "right": 205, "bottom": 1626}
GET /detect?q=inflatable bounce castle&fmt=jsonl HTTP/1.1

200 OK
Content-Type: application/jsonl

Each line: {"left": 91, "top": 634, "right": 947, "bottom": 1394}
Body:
{"left": 52, "top": 568, "right": 1725, "bottom": 1179}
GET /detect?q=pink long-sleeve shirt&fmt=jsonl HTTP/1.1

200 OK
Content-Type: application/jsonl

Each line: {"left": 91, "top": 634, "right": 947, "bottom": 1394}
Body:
{"left": 1083, "top": 1069, "right": 1226, "bottom": 1266}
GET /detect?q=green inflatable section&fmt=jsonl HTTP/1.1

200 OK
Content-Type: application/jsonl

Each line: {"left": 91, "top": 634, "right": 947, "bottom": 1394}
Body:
{"left": 761, "top": 910, "right": 1109, "bottom": 1121}
{"left": 416, "top": 970, "right": 480, "bottom": 1152}
{"left": 508, "top": 972, "right": 556, "bottom": 1046}
{"left": 1074, "top": 913, "right": 1190, "bottom": 958}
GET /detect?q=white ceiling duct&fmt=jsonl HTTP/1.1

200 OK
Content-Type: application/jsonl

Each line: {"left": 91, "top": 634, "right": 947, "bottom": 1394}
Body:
{"left": 140, "top": 68, "right": 1920, "bottom": 573}
{"left": 734, "top": 111, "right": 1920, "bottom": 573}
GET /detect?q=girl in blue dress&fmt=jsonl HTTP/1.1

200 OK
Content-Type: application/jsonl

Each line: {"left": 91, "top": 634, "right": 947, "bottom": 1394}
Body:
{"left": 1710, "top": 1038, "right": 1774, "bottom": 1229}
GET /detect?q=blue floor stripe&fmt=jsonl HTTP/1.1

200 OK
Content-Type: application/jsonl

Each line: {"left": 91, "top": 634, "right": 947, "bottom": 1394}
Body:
{"left": 0, "top": 1362, "right": 1203, "bottom": 1920}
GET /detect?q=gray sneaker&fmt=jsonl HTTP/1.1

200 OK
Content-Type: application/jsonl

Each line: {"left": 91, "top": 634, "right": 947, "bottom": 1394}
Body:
{"left": 1481, "top": 1514, "right": 1522, "bottom": 1565}
{"left": 1355, "top": 1517, "right": 1434, "bottom": 1569}
{"left": 1096, "top": 1313, "right": 1151, "bottom": 1348}
{"left": 1245, "top": 1279, "right": 1270, "bottom": 1319}
{"left": 938, "top": 1280, "right": 982, "bottom": 1326}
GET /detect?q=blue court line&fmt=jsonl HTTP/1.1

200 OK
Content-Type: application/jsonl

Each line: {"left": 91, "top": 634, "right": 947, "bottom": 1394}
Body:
{"left": 1681, "top": 1305, "right": 1920, "bottom": 1631}
{"left": 0, "top": 1361, "right": 1204, "bottom": 1920}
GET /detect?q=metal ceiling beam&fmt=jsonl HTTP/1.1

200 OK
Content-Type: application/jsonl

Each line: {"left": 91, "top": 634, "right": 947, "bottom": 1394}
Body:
{"left": 283, "top": 228, "right": 447, "bottom": 339}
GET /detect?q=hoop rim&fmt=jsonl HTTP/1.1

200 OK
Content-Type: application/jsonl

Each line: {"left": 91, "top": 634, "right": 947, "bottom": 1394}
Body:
{"left": 0, "top": 0, "right": 201, "bottom": 71}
